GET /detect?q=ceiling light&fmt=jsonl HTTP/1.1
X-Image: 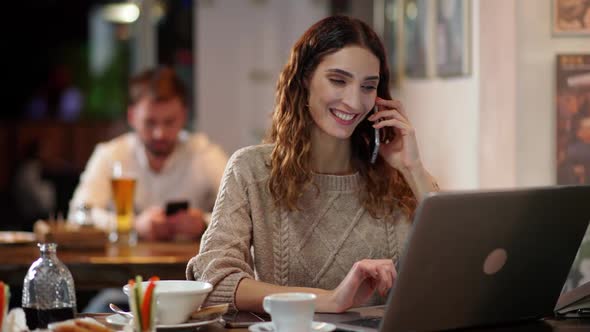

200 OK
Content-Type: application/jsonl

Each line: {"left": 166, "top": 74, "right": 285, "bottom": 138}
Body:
{"left": 102, "top": 3, "right": 140, "bottom": 24}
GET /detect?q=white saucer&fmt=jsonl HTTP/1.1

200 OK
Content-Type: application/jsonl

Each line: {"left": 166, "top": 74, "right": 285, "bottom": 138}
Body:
{"left": 248, "top": 321, "right": 336, "bottom": 332}
{"left": 105, "top": 313, "right": 221, "bottom": 329}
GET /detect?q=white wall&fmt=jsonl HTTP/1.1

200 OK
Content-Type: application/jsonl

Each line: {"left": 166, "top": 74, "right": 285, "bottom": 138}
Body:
{"left": 478, "top": 0, "right": 517, "bottom": 189}
{"left": 397, "top": 79, "right": 480, "bottom": 190}
{"left": 194, "top": 0, "right": 328, "bottom": 154}
{"left": 515, "top": 0, "right": 590, "bottom": 186}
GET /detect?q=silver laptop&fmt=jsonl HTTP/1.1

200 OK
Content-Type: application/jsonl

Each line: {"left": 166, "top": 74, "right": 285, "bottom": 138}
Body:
{"left": 315, "top": 186, "right": 590, "bottom": 331}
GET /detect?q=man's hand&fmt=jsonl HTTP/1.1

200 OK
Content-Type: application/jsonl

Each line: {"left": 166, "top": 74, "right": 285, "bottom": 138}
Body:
{"left": 135, "top": 206, "right": 174, "bottom": 241}
{"left": 168, "top": 208, "right": 207, "bottom": 241}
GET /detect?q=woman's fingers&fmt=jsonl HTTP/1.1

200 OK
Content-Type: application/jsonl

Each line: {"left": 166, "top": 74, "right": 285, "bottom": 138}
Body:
{"left": 355, "top": 260, "right": 377, "bottom": 281}
{"left": 355, "top": 260, "right": 397, "bottom": 297}
{"left": 330, "top": 259, "right": 399, "bottom": 312}
{"left": 376, "top": 97, "right": 408, "bottom": 118}
{"left": 373, "top": 119, "right": 414, "bottom": 137}
{"left": 376, "top": 260, "right": 396, "bottom": 296}
{"left": 376, "top": 267, "right": 392, "bottom": 296}
{"left": 368, "top": 109, "right": 410, "bottom": 126}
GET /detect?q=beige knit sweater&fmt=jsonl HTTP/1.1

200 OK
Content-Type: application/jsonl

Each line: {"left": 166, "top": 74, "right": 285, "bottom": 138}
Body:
{"left": 186, "top": 144, "right": 411, "bottom": 309}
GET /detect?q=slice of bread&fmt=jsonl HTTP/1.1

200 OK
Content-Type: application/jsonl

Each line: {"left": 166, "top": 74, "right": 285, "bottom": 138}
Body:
{"left": 50, "top": 317, "right": 114, "bottom": 332}
{"left": 190, "top": 303, "right": 228, "bottom": 321}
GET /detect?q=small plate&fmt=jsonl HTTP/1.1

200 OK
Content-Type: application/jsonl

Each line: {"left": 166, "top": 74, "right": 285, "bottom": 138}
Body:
{"left": 249, "top": 321, "right": 336, "bottom": 332}
{"left": 105, "top": 313, "right": 221, "bottom": 329}
{"left": 0, "top": 231, "right": 35, "bottom": 245}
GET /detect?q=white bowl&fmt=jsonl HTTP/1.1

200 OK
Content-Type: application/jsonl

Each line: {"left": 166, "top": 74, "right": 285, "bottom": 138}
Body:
{"left": 123, "top": 280, "right": 212, "bottom": 325}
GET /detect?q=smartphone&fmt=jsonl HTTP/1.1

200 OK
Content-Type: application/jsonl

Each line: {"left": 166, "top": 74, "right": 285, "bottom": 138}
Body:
{"left": 370, "top": 105, "right": 380, "bottom": 164}
{"left": 222, "top": 311, "right": 271, "bottom": 328}
{"left": 376, "top": 104, "right": 396, "bottom": 143}
{"left": 165, "top": 200, "right": 189, "bottom": 216}
{"left": 370, "top": 104, "right": 395, "bottom": 154}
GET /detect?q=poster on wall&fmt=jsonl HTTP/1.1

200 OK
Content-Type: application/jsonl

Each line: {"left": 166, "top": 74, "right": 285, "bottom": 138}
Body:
{"left": 558, "top": 54, "right": 590, "bottom": 293}
{"left": 556, "top": 54, "right": 590, "bottom": 186}
{"left": 552, "top": 0, "right": 590, "bottom": 36}
{"left": 384, "top": 0, "right": 403, "bottom": 87}
{"left": 436, "top": 0, "right": 471, "bottom": 77}
{"left": 403, "top": 0, "right": 434, "bottom": 78}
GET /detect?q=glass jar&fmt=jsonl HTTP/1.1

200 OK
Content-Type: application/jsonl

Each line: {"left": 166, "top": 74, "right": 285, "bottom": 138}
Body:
{"left": 22, "top": 243, "right": 76, "bottom": 329}
{"left": 72, "top": 203, "right": 95, "bottom": 227}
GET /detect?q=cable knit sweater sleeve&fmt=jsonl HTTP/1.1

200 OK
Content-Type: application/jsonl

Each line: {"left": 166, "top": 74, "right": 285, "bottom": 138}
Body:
{"left": 186, "top": 148, "right": 255, "bottom": 310}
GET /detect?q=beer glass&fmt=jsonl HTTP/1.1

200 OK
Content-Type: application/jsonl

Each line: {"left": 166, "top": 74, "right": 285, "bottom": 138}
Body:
{"left": 110, "top": 161, "right": 137, "bottom": 245}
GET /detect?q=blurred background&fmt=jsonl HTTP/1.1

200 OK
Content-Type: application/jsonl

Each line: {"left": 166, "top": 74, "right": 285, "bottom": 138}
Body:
{"left": 1, "top": 0, "right": 588, "bottom": 233}
{"left": 2, "top": 0, "right": 196, "bottom": 231}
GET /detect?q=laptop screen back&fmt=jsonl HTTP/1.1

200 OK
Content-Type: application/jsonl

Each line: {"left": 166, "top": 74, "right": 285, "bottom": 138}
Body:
{"left": 380, "top": 186, "right": 590, "bottom": 331}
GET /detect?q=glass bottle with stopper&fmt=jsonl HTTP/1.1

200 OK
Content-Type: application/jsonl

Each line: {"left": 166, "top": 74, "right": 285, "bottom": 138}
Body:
{"left": 22, "top": 243, "right": 76, "bottom": 330}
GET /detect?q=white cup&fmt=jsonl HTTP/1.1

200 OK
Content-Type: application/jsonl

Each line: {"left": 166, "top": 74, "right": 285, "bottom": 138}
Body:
{"left": 262, "top": 292, "right": 316, "bottom": 332}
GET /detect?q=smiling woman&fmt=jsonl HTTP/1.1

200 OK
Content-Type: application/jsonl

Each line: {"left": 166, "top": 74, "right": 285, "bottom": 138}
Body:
{"left": 307, "top": 47, "right": 380, "bottom": 141}
{"left": 186, "top": 15, "right": 439, "bottom": 315}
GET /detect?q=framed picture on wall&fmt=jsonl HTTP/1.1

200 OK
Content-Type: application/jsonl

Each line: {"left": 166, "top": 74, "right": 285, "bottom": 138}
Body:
{"left": 383, "top": 0, "right": 403, "bottom": 86}
{"left": 552, "top": 0, "right": 590, "bottom": 36}
{"left": 403, "top": 0, "right": 435, "bottom": 78}
{"left": 556, "top": 54, "right": 590, "bottom": 186}
{"left": 435, "top": 0, "right": 471, "bottom": 77}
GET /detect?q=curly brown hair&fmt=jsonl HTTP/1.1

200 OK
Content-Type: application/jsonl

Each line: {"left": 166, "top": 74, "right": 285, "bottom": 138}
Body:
{"left": 265, "top": 15, "right": 417, "bottom": 218}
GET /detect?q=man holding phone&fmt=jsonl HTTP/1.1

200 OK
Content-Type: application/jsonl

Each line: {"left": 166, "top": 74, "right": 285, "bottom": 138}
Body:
{"left": 69, "top": 66, "right": 228, "bottom": 241}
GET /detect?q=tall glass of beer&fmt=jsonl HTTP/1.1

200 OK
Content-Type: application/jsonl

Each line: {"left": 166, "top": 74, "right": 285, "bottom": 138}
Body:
{"left": 110, "top": 161, "right": 137, "bottom": 245}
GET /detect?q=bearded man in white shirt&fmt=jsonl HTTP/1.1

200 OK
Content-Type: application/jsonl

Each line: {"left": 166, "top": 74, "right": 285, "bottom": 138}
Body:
{"left": 69, "top": 66, "right": 227, "bottom": 241}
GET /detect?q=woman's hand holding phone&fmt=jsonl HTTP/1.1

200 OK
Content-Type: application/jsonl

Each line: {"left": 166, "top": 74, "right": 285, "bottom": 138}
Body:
{"left": 368, "top": 97, "right": 422, "bottom": 172}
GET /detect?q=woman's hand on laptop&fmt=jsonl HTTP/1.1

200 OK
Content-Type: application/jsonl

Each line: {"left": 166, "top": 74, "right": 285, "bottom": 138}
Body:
{"left": 325, "top": 259, "right": 397, "bottom": 313}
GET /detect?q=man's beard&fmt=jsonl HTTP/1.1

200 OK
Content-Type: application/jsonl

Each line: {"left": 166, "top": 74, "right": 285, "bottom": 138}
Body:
{"left": 146, "top": 142, "right": 175, "bottom": 158}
